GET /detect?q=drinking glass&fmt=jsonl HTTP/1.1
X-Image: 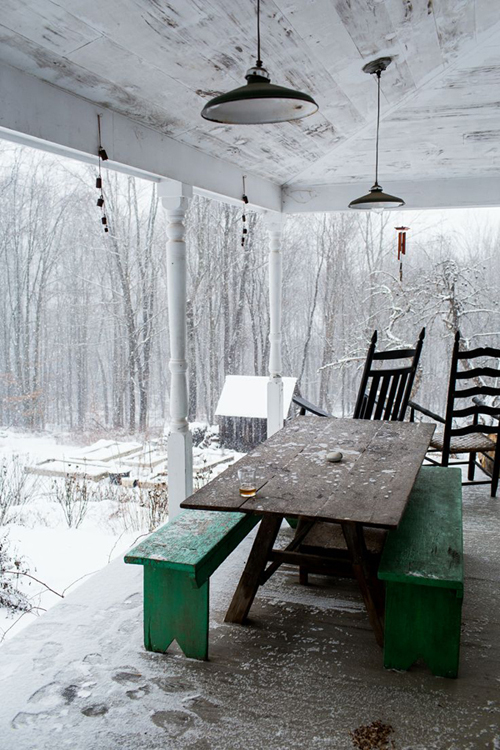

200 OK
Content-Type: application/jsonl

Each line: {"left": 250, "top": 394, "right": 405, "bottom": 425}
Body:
{"left": 238, "top": 468, "right": 257, "bottom": 498}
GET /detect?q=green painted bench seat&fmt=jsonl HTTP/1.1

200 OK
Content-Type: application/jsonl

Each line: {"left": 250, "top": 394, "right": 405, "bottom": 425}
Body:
{"left": 378, "top": 466, "right": 463, "bottom": 678}
{"left": 125, "top": 509, "right": 260, "bottom": 660}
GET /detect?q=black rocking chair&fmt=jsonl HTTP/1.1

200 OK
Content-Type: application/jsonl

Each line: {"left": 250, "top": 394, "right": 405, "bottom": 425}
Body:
{"left": 292, "top": 327, "right": 425, "bottom": 584}
{"left": 409, "top": 331, "right": 500, "bottom": 497}
{"left": 293, "top": 327, "right": 425, "bottom": 422}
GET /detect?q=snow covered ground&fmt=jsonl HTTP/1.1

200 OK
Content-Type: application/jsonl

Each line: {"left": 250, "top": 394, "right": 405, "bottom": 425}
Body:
{"left": 0, "top": 429, "right": 238, "bottom": 644}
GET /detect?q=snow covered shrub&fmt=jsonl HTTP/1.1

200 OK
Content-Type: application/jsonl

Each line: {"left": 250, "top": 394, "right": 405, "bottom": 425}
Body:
{"left": 53, "top": 474, "right": 89, "bottom": 528}
{"left": 193, "top": 462, "right": 212, "bottom": 491}
{"left": 191, "top": 423, "right": 220, "bottom": 449}
{"left": 104, "top": 485, "right": 148, "bottom": 533}
{"left": 0, "top": 454, "right": 34, "bottom": 526}
{"left": 0, "top": 534, "right": 31, "bottom": 614}
{"left": 102, "top": 484, "right": 167, "bottom": 534}
{"left": 145, "top": 487, "right": 168, "bottom": 532}
{"left": 191, "top": 424, "right": 209, "bottom": 447}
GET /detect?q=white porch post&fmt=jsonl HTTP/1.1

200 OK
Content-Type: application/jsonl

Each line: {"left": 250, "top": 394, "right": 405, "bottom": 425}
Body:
{"left": 265, "top": 213, "right": 284, "bottom": 437}
{"left": 158, "top": 180, "right": 193, "bottom": 519}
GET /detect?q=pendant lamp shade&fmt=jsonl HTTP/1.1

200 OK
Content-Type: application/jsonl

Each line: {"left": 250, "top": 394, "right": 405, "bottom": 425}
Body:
{"left": 349, "top": 183, "right": 404, "bottom": 210}
{"left": 201, "top": 66, "right": 318, "bottom": 124}
{"left": 349, "top": 58, "right": 404, "bottom": 210}
{"left": 201, "top": 1, "right": 318, "bottom": 125}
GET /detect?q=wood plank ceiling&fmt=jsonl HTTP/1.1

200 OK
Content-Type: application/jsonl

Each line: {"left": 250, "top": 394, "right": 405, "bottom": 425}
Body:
{"left": 0, "top": 0, "right": 499, "bottom": 191}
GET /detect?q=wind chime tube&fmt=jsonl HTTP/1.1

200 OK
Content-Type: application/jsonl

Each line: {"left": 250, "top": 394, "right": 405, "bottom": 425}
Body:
{"left": 395, "top": 226, "right": 409, "bottom": 281}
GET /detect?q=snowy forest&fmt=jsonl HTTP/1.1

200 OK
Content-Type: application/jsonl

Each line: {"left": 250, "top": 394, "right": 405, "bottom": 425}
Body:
{"left": 1, "top": 142, "right": 500, "bottom": 435}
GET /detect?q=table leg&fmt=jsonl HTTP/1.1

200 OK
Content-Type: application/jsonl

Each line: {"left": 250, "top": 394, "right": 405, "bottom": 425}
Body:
{"left": 261, "top": 517, "right": 315, "bottom": 584}
{"left": 297, "top": 517, "right": 311, "bottom": 586}
{"left": 225, "top": 515, "right": 283, "bottom": 624}
{"left": 341, "top": 521, "right": 385, "bottom": 647}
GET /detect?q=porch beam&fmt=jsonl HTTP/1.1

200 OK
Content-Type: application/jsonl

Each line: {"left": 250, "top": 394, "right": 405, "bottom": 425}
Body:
{"left": 0, "top": 62, "right": 281, "bottom": 212}
{"left": 265, "top": 213, "right": 284, "bottom": 438}
{"left": 159, "top": 179, "right": 193, "bottom": 519}
{"left": 283, "top": 177, "right": 500, "bottom": 213}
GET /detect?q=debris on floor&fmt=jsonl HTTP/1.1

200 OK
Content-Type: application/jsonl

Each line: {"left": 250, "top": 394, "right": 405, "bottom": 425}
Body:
{"left": 351, "top": 719, "right": 395, "bottom": 749}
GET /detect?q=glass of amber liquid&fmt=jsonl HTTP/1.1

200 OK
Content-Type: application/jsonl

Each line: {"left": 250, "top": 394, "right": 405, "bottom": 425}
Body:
{"left": 238, "top": 468, "right": 257, "bottom": 498}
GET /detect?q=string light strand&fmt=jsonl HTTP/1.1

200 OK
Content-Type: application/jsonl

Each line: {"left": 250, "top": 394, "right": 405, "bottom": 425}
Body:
{"left": 241, "top": 175, "right": 249, "bottom": 247}
{"left": 96, "top": 114, "right": 109, "bottom": 233}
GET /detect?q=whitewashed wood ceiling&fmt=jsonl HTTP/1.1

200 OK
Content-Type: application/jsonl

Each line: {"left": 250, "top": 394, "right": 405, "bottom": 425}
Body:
{"left": 1, "top": 0, "right": 500, "bottom": 196}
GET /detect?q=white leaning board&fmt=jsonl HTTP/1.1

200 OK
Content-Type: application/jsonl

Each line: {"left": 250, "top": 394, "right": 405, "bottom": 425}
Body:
{"left": 215, "top": 376, "right": 297, "bottom": 419}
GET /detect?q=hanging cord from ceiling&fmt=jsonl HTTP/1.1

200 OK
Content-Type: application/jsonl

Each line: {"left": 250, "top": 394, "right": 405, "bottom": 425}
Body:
{"left": 374, "top": 69, "right": 381, "bottom": 188}
{"left": 256, "top": 0, "right": 262, "bottom": 67}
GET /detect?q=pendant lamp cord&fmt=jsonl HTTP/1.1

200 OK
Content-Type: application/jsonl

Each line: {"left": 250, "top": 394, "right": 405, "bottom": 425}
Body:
{"left": 256, "top": 0, "right": 262, "bottom": 67}
{"left": 375, "top": 70, "right": 381, "bottom": 186}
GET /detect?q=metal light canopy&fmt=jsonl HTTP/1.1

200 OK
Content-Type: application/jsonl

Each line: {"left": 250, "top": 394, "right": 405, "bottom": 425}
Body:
{"left": 201, "top": 1, "right": 318, "bottom": 124}
{"left": 349, "top": 58, "right": 405, "bottom": 210}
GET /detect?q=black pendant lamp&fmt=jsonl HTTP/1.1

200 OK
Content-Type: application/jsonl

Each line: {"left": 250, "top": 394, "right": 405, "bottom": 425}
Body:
{"left": 349, "top": 58, "right": 404, "bottom": 210}
{"left": 201, "top": 0, "right": 318, "bottom": 125}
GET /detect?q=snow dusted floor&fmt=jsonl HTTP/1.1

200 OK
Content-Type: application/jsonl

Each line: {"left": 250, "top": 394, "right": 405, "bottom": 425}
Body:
{"left": 0, "top": 482, "right": 499, "bottom": 749}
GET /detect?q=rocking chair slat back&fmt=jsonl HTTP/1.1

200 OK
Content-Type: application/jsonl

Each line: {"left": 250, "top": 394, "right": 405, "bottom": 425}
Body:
{"left": 450, "top": 423, "right": 500, "bottom": 438}
{"left": 409, "top": 332, "right": 500, "bottom": 496}
{"left": 457, "top": 346, "right": 500, "bottom": 359}
{"left": 383, "top": 374, "right": 401, "bottom": 420}
{"left": 445, "top": 334, "right": 500, "bottom": 439}
{"left": 439, "top": 330, "right": 500, "bottom": 496}
{"left": 455, "top": 366, "right": 500, "bottom": 380}
{"left": 454, "top": 385, "right": 500, "bottom": 399}
{"left": 353, "top": 328, "right": 425, "bottom": 422}
{"left": 392, "top": 372, "right": 410, "bottom": 420}
{"left": 372, "top": 348, "right": 417, "bottom": 360}
{"left": 452, "top": 404, "right": 500, "bottom": 420}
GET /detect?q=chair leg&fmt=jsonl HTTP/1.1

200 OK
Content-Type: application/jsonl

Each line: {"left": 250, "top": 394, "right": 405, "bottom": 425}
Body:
{"left": 468, "top": 452, "right": 476, "bottom": 481}
{"left": 491, "top": 448, "right": 500, "bottom": 498}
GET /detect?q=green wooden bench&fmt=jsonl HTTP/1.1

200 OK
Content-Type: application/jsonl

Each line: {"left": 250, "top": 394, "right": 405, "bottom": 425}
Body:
{"left": 378, "top": 466, "right": 463, "bottom": 678}
{"left": 124, "top": 509, "right": 260, "bottom": 660}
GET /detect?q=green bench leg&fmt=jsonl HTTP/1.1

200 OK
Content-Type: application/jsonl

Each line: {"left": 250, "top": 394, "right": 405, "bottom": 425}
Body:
{"left": 143, "top": 566, "right": 209, "bottom": 660}
{"left": 384, "top": 582, "right": 462, "bottom": 679}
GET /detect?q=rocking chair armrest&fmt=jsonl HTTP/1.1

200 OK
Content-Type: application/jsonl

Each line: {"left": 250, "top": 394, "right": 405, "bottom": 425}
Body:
{"left": 292, "top": 395, "right": 333, "bottom": 418}
{"left": 408, "top": 400, "right": 446, "bottom": 424}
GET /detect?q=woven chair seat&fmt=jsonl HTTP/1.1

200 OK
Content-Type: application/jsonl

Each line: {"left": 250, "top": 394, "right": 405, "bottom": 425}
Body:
{"left": 431, "top": 428, "right": 496, "bottom": 454}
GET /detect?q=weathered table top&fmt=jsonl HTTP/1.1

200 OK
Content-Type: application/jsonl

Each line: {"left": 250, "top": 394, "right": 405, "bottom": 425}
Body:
{"left": 181, "top": 417, "right": 435, "bottom": 529}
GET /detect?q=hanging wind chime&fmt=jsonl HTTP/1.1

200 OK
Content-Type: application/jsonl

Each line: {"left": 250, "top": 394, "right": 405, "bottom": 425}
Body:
{"left": 96, "top": 115, "right": 109, "bottom": 233}
{"left": 395, "top": 226, "right": 410, "bottom": 281}
{"left": 241, "top": 176, "right": 249, "bottom": 247}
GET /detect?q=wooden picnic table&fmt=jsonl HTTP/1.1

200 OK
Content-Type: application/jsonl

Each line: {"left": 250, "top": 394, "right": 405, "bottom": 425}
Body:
{"left": 181, "top": 416, "right": 435, "bottom": 646}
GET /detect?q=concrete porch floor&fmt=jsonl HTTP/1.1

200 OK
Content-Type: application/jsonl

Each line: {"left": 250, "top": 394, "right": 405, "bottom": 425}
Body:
{"left": 0, "top": 483, "right": 499, "bottom": 750}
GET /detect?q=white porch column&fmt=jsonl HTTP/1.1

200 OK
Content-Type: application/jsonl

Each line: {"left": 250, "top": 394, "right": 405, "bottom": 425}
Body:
{"left": 158, "top": 180, "right": 193, "bottom": 519}
{"left": 265, "top": 213, "right": 284, "bottom": 437}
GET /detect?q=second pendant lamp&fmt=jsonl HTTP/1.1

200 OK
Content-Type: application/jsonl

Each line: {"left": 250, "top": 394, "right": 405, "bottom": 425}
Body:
{"left": 201, "top": 0, "right": 318, "bottom": 125}
{"left": 349, "top": 58, "right": 404, "bottom": 210}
